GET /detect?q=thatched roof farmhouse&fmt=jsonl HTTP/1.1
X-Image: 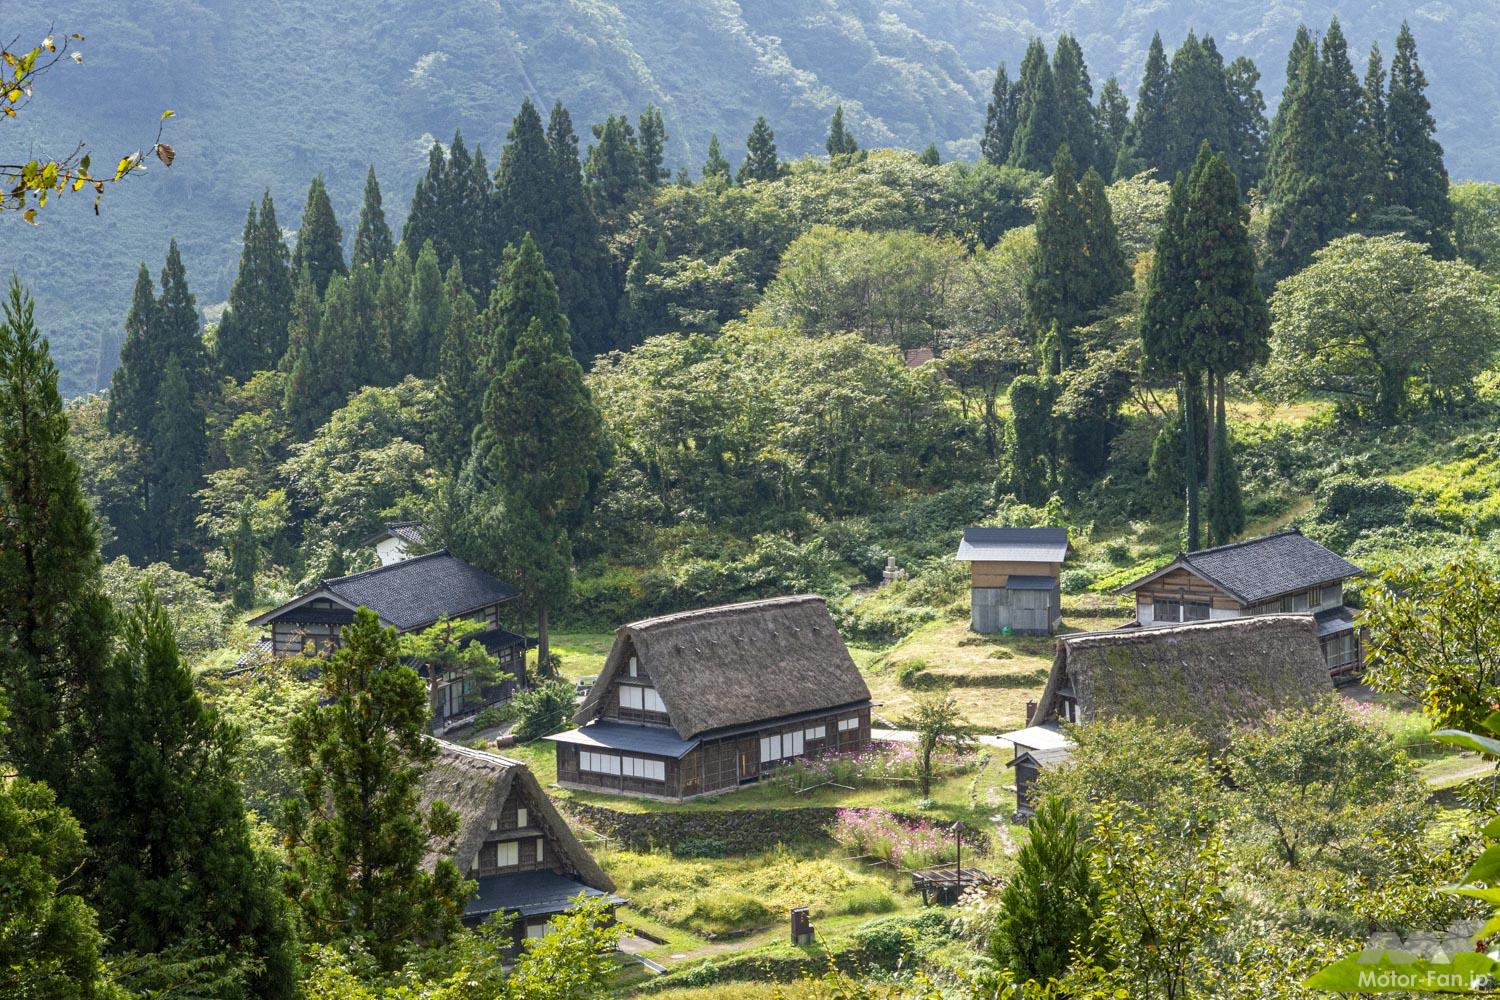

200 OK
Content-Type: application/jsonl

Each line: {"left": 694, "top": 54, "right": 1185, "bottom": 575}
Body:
{"left": 548, "top": 595, "right": 874, "bottom": 801}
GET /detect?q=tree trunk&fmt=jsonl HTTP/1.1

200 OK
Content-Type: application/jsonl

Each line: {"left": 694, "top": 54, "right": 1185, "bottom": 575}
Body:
{"left": 536, "top": 604, "right": 551, "bottom": 680}
{"left": 1183, "top": 372, "right": 1201, "bottom": 552}
{"left": 920, "top": 743, "right": 933, "bottom": 798}
{"left": 1204, "top": 369, "right": 1217, "bottom": 488}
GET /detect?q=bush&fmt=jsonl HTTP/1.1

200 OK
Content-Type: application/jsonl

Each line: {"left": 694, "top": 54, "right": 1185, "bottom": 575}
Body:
{"left": 826, "top": 884, "right": 898, "bottom": 917}
{"left": 896, "top": 660, "right": 929, "bottom": 689}
{"left": 1059, "top": 567, "right": 1093, "bottom": 594}
{"left": 673, "top": 837, "right": 729, "bottom": 859}
{"left": 675, "top": 961, "right": 720, "bottom": 987}
{"left": 852, "top": 910, "right": 953, "bottom": 970}
{"left": 509, "top": 680, "right": 576, "bottom": 742}
{"left": 471, "top": 707, "right": 506, "bottom": 731}
{"left": 1303, "top": 474, "right": 1415, "bottom": 551}
{"left": 687, "top": 891, "right": 772, "bottom": 935}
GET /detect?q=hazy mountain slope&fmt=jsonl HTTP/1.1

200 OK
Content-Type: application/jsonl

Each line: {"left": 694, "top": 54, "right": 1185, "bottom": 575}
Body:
{"left": 13, "top": 0, "right": 1496, "bottom": 396}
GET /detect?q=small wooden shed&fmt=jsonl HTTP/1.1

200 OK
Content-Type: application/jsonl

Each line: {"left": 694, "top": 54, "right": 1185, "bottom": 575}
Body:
{"left": 955, "top": 527, "right": 1069, "bottom": 635}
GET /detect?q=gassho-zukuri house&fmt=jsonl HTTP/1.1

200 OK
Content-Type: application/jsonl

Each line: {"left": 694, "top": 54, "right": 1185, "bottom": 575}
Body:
{"left": 955, "top": 527, "right": 1069, "bottom": 636}
{"left": 420, "top": 739, "right": 622, "bottom": 946}
{"left": 1004, "top": 615, "right": 1333, "bottom": 817}
{"left": 1112, "top": 529, "right": 1364, "bottom": 683}
{"left": 247, "top": 550, "right": 531, "bottom": 731}
{"left": 545, "top": 595, "right": 874, "bottom": 801}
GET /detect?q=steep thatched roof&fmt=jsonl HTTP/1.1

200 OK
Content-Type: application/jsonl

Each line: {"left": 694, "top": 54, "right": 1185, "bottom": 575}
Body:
{"left": 418, "top": 739, "right": 612, "bottom": 893}
{"left": 1030, "top": 616, "right": 1331, "bottom": 744}
{"left": 573, "top": 595, "right": 872, "bottom": 740}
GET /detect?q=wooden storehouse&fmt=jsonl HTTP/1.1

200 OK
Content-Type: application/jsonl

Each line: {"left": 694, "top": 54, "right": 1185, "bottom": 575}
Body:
{"left": 1004, "top": 615, "right": 1333, "bottom": 816}
{"left": 1113, "top": 529, "right": 1364, "bottom": 683}
{"left": 420, "top": 740, "right": 622, "bottom": 947}
{"left": 955, "top": 527, "right": 1069, "bottom": 635}
{"left": 546, "top": 595, "right": 874, "bottom": 801}
{"left": 247, "top": 550, "right": 529, "bottom": 730}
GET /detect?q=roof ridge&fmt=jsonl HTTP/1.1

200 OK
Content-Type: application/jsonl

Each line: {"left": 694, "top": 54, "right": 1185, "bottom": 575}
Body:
{"left": 1181, "top": 529, "right": 1301, "bottom": 561}
{"left": 626, "top": 593, "right": 824, "bottom": 630}
{"left": 1061, "top": 614, "right": 1313, "bottom": 645}
{"left": 323, "top": 547, "right": 453, "bottom": 586}
{"left": 426, "top": 735, "right": 521, "bottom": 770}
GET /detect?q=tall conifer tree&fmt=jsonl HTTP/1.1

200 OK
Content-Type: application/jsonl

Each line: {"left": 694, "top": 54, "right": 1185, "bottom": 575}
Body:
{"left": 406, "top": 240, "right": 450, "bottom": 379}
{"left": 216, "top": 192, "right": 293, "bottom": 381}
{"left": 1121, "top": 33, "right": 1171, "bottom": 178}
{"left": 1010, "top": 39, "right": 1064, "bottom": 172}
{"left": 982, "top": 63, "right": 1019, "bottom": 166}
{"left": 637, "top": 104, "right": 668, "bottom": 185}
{"left": 1094, "top": 77, "right": 1129, "bottom": 179}
{"left": 826, "top": 105, "right": 860, "bottom": 160}
{"left": 146, "top": 358, "right": 206, "bottom": 563}
{"left": 1318, "top": 19, "right": 1366, "bottom": 228}
{"left": 432, "top": 262, "right": 482, "bottom": 474}
{"left": 738, "top": 116, "right": 781, "bottom": 182}
{"left": 1386, "top": 23, "right": 1454, "bottom": 255}
{"left": 0, "top": 280, "right": 115, "bottom": 796}
{"left": 1224, "top": 56, "right": 1269, "bottom": 190}
{"left": 1052, "top": 35, "right": 1095, "bottom": 172}
{"left": 352, "top": 166, "right": 394, "bottom": 268}
{"left": 107, "top": 264, "right": 159, "bottom": 441}
{"left": 93, "top": 586, "right": 297, "bottom": 996}
{"left": 702, "top": 134, "right": 731, "bottom": 181}
{"left": 1357, "top": 44, "right": 1391, "bottom": 214}
{"left": 1264, "top": 29, "right": 1343, "bottom": 279}
{"left": 374, "top": 244, "right": 414, "bottom": 380}
{"left": 1162, "top": 34, "right": 1234, "bottom": 182}
{"left": 291, "top": 176, "right": 346, "bottom": 296}
{"left": 586, "top": 114, "right": 643, "bottom": 220}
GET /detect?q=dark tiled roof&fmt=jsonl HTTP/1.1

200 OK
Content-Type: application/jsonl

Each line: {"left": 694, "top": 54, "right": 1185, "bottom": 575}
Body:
{"left": 467, "top": 870, "right": 623, "bottom": 919}
{"left": 324, "top": 550, "right": 518, "bottom": 631}
{"left": 546, "top": 721, "right": 701, "bottom": 759}
{"left": 1180, "top": 530, "right": 1361, "bottom": 604}
{"left": 956, "top": 527, "right": 1069, "bottom": 563}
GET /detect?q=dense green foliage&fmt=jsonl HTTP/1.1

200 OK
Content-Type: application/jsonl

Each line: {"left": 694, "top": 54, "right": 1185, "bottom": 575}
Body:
{"left": 990, "top": 797, "right": 1099, "bottom": 984}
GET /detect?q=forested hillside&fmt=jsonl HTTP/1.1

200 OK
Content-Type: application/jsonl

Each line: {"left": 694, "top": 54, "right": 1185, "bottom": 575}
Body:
{"left": 11, "top": 0, "right": 1500, "bottom": 395}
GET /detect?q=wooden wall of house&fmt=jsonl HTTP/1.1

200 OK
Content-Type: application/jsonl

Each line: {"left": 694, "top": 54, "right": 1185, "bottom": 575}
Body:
{"left": 553, "top": 743, "right": 683, "bottom": 799}
{"left": 269, "top": 598, "right": 354, "bottom": 655}
{"left": 468, "top": 783, "right": 575, "bottom": 880}
{"left": 598, "top": 637, "right": 674, "bottom": 726}
{"left": 970, "top": 560, "right": 1061, "bottom": 588}
{"left": 1132, "top": 568, "right": 1241, "bottom": 609}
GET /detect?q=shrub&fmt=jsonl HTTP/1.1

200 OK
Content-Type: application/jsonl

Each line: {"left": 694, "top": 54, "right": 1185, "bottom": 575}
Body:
{"left": 675, "top": 961, "right": 720, "bottom": 987}
{"left": 1059, "top": 567, "right": 1093, "bottom": 594}
{"left": 509, "top": 680, "right": 576, "bottom": 742}
{"left": 687, "top": 891, "right": 772, "bottom": 935}
{"left": 673, "top": 837, "right": 729, "bottom": 859}
{"left": 1303, "top": 474, "right": 1415, "bottom": 551}
{"left": 471, "top": 706, "right": 505, "bottom": 731}
{"left": 896, "top": 660, "right": 930, "bottom": 688}
{"left": 826, "top": 884, "right": 898, "bottom": 917}
{"left": 852, "top": 910, "right": 953, "bottom": 970}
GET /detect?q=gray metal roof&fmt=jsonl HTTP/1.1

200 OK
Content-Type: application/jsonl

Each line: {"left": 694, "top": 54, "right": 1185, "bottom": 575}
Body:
{"left": 322, "top": 550, "right": 518, "bottom": 631}
{"left": 1314, "top": 607, "right": 1356, "bottom": 638}
{"left": 955, "top": 527, "right": 1069, "bottom": 563}
{"left": 545, "top": 720, "right": 701, "bottom": 759}
{"left": 1179, "top": 531, "right": 1360, "bottom": 605}
{"left": 466, "top": 870, "right": 624, "bottom": 919}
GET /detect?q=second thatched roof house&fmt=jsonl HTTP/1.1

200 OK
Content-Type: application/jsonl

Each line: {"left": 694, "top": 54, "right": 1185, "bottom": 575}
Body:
{"left": 420, "top": 739, "right": 622, "bottom": 947}
{"left": 1005, "top": 615, "right": 1333, "bottom": 816}
{"left": 546, "top": 595, "right": 874, "bottom": 801}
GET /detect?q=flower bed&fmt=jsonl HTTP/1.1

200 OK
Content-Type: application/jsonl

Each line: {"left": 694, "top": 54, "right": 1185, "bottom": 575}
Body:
{"left": 770, "top": 740, "right": 976, "bottom": 793}
{"left": 831, "top": 808, "right": 960, "bottom": 869}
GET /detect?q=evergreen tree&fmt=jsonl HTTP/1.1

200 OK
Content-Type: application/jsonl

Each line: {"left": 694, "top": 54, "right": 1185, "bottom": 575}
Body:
{"left": 94, "top": 586, "right": 297, "bottom": 997}
{"left": 1010, "top": 39, "right": 1064, "bottom": 172}
{"left": 291, "top": 175, "right": 346, "bottom": 296}
{"left": 1162, "top": 33, "right": 1233, "bottom": 183}
{"left": 1224, "top": 56, "right": 1269, "bottom": 190}
{"left": 106, "top": 264, "right": 160, "bottom": 441}
{"left": 479, "top": 238, "right": 607, "bottom": 667}
{"left": 216, "top": 191, "right": 294, "bottom": 381}
{"left": 919, "top": 143, "right": 941, "bottom": 166}
{"left": 403, "top": 141, "right": 448, "bottom": 267}
{"left": 351, "top": 166, "right": 394, "bottom": 268}
{"left": 1094, "top": 76, "right": 1130, "bottom": 179}
{"left": 283, "top": 609, "right": 469, "bottom": 970}
{"left": 146, "top": 358, "right": 206, "bottom": 563}
{"left": 493, "top": 99, "right": 615, "bottom": 357}
{"left": 374, "top": 244, "right": 414, "bottom": 380}
{"left": 281, "top": 267, "right": 323, "bottom": 435}
{"left": 1052, "top": 35, "right": 1095, "bottom": 172}
{"left": 481, "top": 235, "right": 571, "bottom": 378}
{"left": 738, "top": 116, "right": 781, "bottom": 183}
{"left": 981, "top": 63, "right": 1019, "bottom": 166}
{"left": 637, "top": 104, "right": 668, "bottom": 185}
{"left": 586, "top": 113, "right": 643, "bottom": 220}
{"left": 156, "top": 238, "right": 209, "bottom": 384}
{"left": 402, "top": 134, "right": 492, "bottom": 282}
{"left": 1318, "top": 19, "right": 1367, "bottom": 228}
{"left": 406, "top": 240, "right": 450, "bottom": 378}
{"left": 1121, "top": 32, "right": 1171, "bottom": 178}
{"left": 432, "top": 261, "right": 483, "bottom": 474}
{"left": 1206, "top": 396, "right": 1244, "bottom": 546}
{"left": 826, "top": 104, "right": 859, "bottom": 160}
{"left": 229, "top": 505, "right": 257, "bottom": 610}
{"left": 1005, "top": 374, "right": 1058, "bottom": 502}
{"left": 0, "top": 280, "right": 115, "bottom": 796}
{"left": 702, "top": 134, "right": 731, "bottom": 182}
{"left": 1386, "top": 23, "right": 1454, "bottom": 255}
{"left": 1264, "top": 28, "right": 1344, "bottom": 279}
{"left": 990, "top": 797, "right": 1100, "bottom": 984}
{"left": 1025, "top": 147, "right": 1126, "bottom": 368}
{"left": 1357, "top": 44, "right": 1391, "bottom": 214}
